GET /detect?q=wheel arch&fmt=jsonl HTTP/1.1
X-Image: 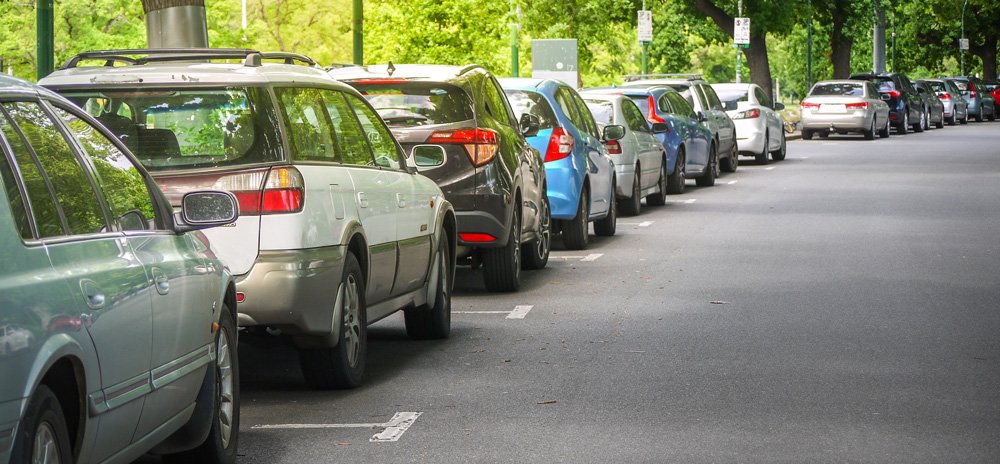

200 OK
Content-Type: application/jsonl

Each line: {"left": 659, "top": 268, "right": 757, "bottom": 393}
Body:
{"left": 39, "top": 356, "right": 86, "bottom": 459}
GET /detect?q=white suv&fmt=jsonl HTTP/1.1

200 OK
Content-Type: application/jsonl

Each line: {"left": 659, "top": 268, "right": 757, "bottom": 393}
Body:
{"left": 41, "top": 49, "right": 457, "bottom": 389}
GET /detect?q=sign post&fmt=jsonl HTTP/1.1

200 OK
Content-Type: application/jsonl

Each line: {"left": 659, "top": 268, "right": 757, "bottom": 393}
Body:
{"left": 638, "top": 6, "right": 652, "bottom": 75}
{"left": 734, "top": 15, "right": 749, "bottom": 84}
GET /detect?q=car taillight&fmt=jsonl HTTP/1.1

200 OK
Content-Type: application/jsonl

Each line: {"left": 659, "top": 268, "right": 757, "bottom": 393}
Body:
{"left": 846, "top": 102, "right": 868, "bottom": 110}
{"left": 543, "top": 127, "right": 574, "bottom": 163}
{"left": 427, "top": 128, "right": 499, "bottom": 167}
{"left": 459, "top": 233, "right": 496, "bottom": 243}
{"left": 884, "top": 90, "right": 901, "bottom": 99}
{"left": 604, "top": 140, "right": 622, "bottom": 155}
{"left": 800, "top": 101, "right": 819, "bottom": 109}
{"left": 214, "top": 167, "right": 304, "bottom": 215}
{"left": 646, "top": 95, "right": 666, "bottom": 123}
{"left": 733, "top": 108, "right": 760, "bottom": 119}
{"left": 938, "top": 93, "right": 952, "bottom": 100}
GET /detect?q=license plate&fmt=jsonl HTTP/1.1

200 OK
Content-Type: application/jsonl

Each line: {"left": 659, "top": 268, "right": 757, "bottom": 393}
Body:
{"left": 821, "top": 104, "right": 846, "bottom": 113}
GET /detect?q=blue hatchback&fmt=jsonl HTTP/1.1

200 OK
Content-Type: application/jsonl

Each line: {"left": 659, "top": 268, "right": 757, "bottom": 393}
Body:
{"left": 500, "top": 79, "right": 617, "bottom": 250}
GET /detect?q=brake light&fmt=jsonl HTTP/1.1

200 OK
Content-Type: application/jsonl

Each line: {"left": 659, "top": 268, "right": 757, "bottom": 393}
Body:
{"left": 883, "top": 90, "right": 901, "bottom": 99}
{"left": 646, "top": 95, "right": 666, "bottom": 123}
{"left": 214, "top": 167, "right": 304, "bottom": 215}
{"left": 938, "top": 93, "right": 952, "bottom": 100}
{"left": 733, "top": 108, "right": 760, "bottom": 119}
{"left": 427, "top": 128, "right": 499, "bottom": 167}
{"left": 800, "top": 101, "right": 819, "bottom": 109}
{"left": 459, "top": 233, "right": 496, "bottom": 243}
{"left": 604, "top": 140, "right": 622, "bottom": 155}
{"left": 543, "top": 127, "right": 574, "bottom": 163}
{"left": 845, "top": 102, "right": 868, "bottom": 110}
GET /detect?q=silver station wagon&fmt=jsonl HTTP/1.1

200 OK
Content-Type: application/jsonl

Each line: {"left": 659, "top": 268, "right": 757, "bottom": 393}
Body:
{"left": 0, "top": 75, "right": 241, "bottom": 464}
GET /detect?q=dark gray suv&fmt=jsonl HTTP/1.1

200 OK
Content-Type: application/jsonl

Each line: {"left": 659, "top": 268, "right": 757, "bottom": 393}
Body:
{"left": 333, "top": 64, "right": 550, "bottom": 292}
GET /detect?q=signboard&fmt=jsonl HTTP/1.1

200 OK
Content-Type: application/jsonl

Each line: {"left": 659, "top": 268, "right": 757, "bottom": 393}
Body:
{"left": 959, "top": 38, "right": 969, "bottom": 50}
{"left": 638, "top": 10, "right": 653, "bottom": 43}
{"left": 532, "top": 39, "right": 579, "bottom": 88}
{"left": 734, "top": 17, "right": 750, "bottom": 45}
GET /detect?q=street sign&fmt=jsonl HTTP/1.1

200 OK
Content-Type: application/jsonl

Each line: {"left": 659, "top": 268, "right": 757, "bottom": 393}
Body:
{"left": 638, "top": 10, "right": 653, "bottom": 43}
{"left": 959, "top": 38, "right": 969, "bottom": 50}
{"left": 734, "top": 17, "right": 750, "bottom": 45}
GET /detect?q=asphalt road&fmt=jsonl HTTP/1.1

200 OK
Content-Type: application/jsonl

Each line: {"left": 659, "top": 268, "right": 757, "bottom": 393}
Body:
{"left": 231, "top": 121, "right": 1000, "bottom": 463}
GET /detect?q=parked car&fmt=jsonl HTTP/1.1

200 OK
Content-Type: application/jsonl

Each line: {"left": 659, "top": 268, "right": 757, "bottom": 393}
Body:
{"left": 948, "top": 76, "right": 997, "bottom": 122}
{"left": 582, "top": 85, "right": 717, "bottom": 190}
{"left": 919, "top": 78, "right": 968, "bottom": 125}
{"left": 983, "top": 79, "right": 1000, "bottom": 109}
{"left": 0, "top": 74, "right": 240, "bottom": 463}
{"left": 331, "top": 64, "right": 548, "bottom": 291}
{"left": 800, "top": 80, "right": 891, "bottom": 140}
{"left": 622, "top": 74, "right": 739, "bottom": 174}
{"left": 850, "top": 72, "right": 926, "bottom": 134}
{"left": 711, "top": 83, "right": 787, "bottom": 164}
{"left": 42, "top": 49, "right": 458, "bottom": 390}
{"left": 913, "top": 81, "right": 946, "bottom": 129}
{"left": 580, "top": 93, "right": 670, "bottom": 215}
{"left": 499, "top": 78, "right": 618, "bottom": 248}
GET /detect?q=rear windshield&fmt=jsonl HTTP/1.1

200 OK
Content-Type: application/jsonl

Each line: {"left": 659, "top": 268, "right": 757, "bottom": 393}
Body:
{"left": 60, "top": 87, "right": 282, "bottom": 171}
{"left": 350, "top": 82, "right": 473, "bottom": 127}
{"left": 923, "top": 81, "right": 946, "bottom": 93}
{"left": 504, "top": 90, "right": 558, "bottom": 130}
{"left": 715, "top": 89, "right": 749, "bottom": 103}
{"left": 584, "top": 99, "right": 615, "bottom": 125}
{"left": 950, "top": 80, "right": 969, "bottom": 91}
{"left": 983, "top": 82, "right": 999, "bottom": 91}
{"left": 810, "top": 83, "right": 864, "bottom": 97}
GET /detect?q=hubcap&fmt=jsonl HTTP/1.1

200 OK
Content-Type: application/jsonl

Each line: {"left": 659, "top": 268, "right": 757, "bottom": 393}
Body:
{"left": 217, "top": 326, "right": 234, "bottom": 448}
{"left": 536, "top": 200, "right": 550, "bottom": 258}
{"left": 343, "top": 276, "right": 361, "bottom": 368}
{"left": 511, "top": 215, "right": 520, "bottom": 274}
{"left": 31, "top": 422, "right": 59, "bottom": 464}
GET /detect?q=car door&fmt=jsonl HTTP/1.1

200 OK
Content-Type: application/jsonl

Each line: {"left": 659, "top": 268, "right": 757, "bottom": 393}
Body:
{"left": 666, "top": 92, "right": 709, "bottom": 170}
{"left": 621, "top": 101, "right": 660, "bottom": 191}
{"left": 701, "top": 85, "right": 736, "bottom": 153}
{"left": 51, "top": 103, "right": 219, "bottom": 440}
{"left": 1, "top": 100, "right": 153, "bottom": 462}
{"left": 342, "top": 91, "right": 433, "bottom": 298}
{"left": 569, "top": 90, "right": 614, "bottom": 217}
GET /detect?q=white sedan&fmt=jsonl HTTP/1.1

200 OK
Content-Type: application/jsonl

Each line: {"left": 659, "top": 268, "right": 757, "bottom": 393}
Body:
{"left": 711, "top": 83, "right": 787, "bottom": 164}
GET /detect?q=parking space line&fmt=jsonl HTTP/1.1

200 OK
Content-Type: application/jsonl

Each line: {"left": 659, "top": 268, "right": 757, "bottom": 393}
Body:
{"left": 765, "top": 167, "right": 776, "bottom": 170}
{"left": 506, "top": 305, "right": 534, "bottom": 319}
{"left": 251, "top": 411, "right": 423, "bottom": 442}
{"left": 727, "top": 180, "right": 738, "bottom": 185}
{"left": 453, "top": 311, "right": 511, "bottom": 314}
{"left": 617, "top": 220, "right": 654, "bottom": 227}
{"left": 683, "top": 199, "right": 697, "bottom": 204}
{"left": 580, "top": 253, "right": 603, "bottom": 262}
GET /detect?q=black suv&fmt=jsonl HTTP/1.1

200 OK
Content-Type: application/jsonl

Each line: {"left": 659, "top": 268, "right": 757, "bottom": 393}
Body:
{"left": 850, "top": 72, "right": 926, "bottom": 134}
{"left": 333, "top": 64, "right": 549, "bottom": 292}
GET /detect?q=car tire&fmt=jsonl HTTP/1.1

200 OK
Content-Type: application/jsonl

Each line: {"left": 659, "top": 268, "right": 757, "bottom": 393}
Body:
{"left": 666, "top": 149, "right": 686, "bottom": 194}
{"left": 521, "top": 195, "right": 550, "bottom": 270}
{"left": 619, "top": 171, "right": 641, "bottom": 216}
{"left": 771, "top": 132, "right": 787, "bottom": 161}
{"left": 946, "top": 114, "right": 955, "bottom": 125}
{"left": 913, "top": 109, "right": 925, "bottom": 132}
{"left": 645, "top": 162, "right": 667, "bottom": 206}
{"left": 974, "top": 111, "right": 983, "bottom": 122}
{"left": 696, "top": 144, "right": 717, "bottom": 187}
{"left": 864, "top": 119, "right": 876, "bottom": 140}
{"left": 10, "top": 385, "right": 72, "bottom": 464}
{"left": 935, "top": 113, "right": 945, "bottom": 128}
{"left": 720, "top": 143, "right": 738, "bottom": 172}
{"left": 405, "top": 233, "right": 452, "bottom": 339}
{"left": 897, "top": 110, "right": 909, "bottom": 134}
{"left": 755, "top": 132, "right": 770, "bottom": 164}
{"left": 562, "top": 188, "right": 589, "bottom": 250}
{"left": 961, "top": 113, "right": 969, "bottom": 124}
{"left": 483, "top": 211, "right": 521, "bottom": 292}
{"left": 802, "top": 129, "right": 813, "bottom": 140}
{"left": 594, "top": 181, "right": 617, "bottom": 237}
{"left": 299, "top": 252, "right": 367, "bottom": 389}
{"left": 165, "top": 308, "right": 240, "bottom": 464}
{"left": 818, "top": 131, "right": 829, "bottom": 138}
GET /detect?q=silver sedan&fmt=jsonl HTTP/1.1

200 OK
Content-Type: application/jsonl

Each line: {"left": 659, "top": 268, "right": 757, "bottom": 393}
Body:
{"left": 800, "top": 80, "right": 891, "bottom": 140}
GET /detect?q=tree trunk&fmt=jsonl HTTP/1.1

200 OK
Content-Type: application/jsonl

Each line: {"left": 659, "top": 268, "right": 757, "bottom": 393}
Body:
{"left": 140, "top": 0, "right": 208, "bottom": 48}
{"left": 691, "top": 0, "right": 775, "bottom": 101}
{"left": 141, "top": 0, "right": 205, "bottom": 14}
{"left": 970, "top": 32, "right": 997, "bottom": 80}
{"left": 829, "top": 3, "right": 852, "bottom": 78}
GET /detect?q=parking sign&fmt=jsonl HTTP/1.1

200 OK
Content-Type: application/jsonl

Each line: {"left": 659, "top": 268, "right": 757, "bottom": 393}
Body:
{"left": 638, "top": 10, "right": 653, "bottom": 43}
{"left": 734, "top": 17, "right": 750, "bottom": 45}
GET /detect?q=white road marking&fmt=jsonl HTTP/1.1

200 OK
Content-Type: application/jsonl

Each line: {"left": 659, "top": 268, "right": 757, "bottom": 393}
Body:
{"left": 550, "top": 255, "right": 586, "bottom": 259}
{"left": 617, "top": 221, "right": 654, "bottom": 227}
{"left": 507, "top": 305, "right": 534, "bottom": 319}
{"left": 639, "top": 220, "right": 654, "bottom": 227}
{"left": 683, "top": 199, "right": 697, "bottom": 204}
{"left": 453, "top": 311, "right": 511, "bottom": 314}
{"left": 801, "top": 156, "right": 809, "bottom": 159}
{"left": 580, "top": 253, "right": 603, "bottom": 262}
{"left": 765, "top": 167, "right": 776, "bottom": 170}
{"left": 727, "top": 180, "right": 738, "bottom": 185}
{"left": 251, "top": 411, "right": 423, "bottom": 443}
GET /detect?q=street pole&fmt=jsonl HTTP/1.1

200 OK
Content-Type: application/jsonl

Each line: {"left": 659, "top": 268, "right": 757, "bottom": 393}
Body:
{"left": 961, "top": 0, "right": 968, "bottom": 76}
{"left": 511, "top": 1, "right": 519, "bottom": 77}
{"left": 353, "top": 0, "right": 363, "bottom": 66}
{"left": 241, "top": 0, "right": 247, "bottom": 42}
{"left": 807, "top": 18, "right": 813, "bottom": 91}
{"left": 36, "top": 0, "right": 53, "bottom": 80}
{"left": 735, "top": 0, "right": 742, "bottom": 83}
{"left": 641, "top": 0, "right": 648, "bottom": 75}
{"left": 873, "top": 3, "right": 886, "bottom": 73}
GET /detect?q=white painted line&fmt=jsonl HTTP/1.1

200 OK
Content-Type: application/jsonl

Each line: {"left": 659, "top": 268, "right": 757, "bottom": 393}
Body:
{"left": 764, "top": 167, "right": 775, "bottom": 171}
{"left": 453, "top": 311, "right": 512, "bottom": 314}
{"left": 550, "top": 255, "right": 586, "bottom": 259}
{"left": 801, "top": 156, "right": 809, "bottom": 159}
{"left": 727, "top": 180, "right": 737, "bottom": 185}
{"left": 580, "top": 253, "right": 603, "bottom": 262}
{"left": 638, "top": 220, "right": 654, "bottom": 227}
{"left": 683, "top": 199, "right": 697, "bottom": 204}
{"left": 371, "top": 412, "right": 422, "bottom": 442}
{"left": 253, "top": 423, "right": 381, "bottom": 429}
{"left": 507, "top": 305, "right": 534, "bottom": 319}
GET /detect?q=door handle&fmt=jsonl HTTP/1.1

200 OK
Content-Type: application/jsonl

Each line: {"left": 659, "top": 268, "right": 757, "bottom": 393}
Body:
{"left": 357, "top": 192, "right": 369, "bottom": 208}
{"left": 151, "top": 268, "right": 169, "bottom": 295}
{"left": 396, "top": 193, "right": 406, "bottom": 208}
{"left": 80, "top": 279, "right": 106, "bottom": 310}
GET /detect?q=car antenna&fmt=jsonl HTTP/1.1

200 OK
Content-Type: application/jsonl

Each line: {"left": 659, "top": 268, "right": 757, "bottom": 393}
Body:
{"left": 387, "top": 61, "right": 396, "bottom": 77}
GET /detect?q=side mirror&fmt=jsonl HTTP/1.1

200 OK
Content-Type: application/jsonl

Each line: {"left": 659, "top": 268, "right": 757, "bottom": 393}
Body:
{"left": 175, "top": 190, "right": 239, "bottom": 233}
{"left": 696, "top": 111, "right": 708, "bottom": 122}
{"left": 520, "top": 113, "right": 540, "bottom": 137}
{"left": 412, "top": 144, "right": 446, "bottom": 168}
{"left": 774, "top": 102, "right": 785, "bottom": 111}
{"left": 602, "top": 124, "right": 625, "bottom": 141}
{"left": 651, "top": 122, "right": 669, "bottom": 134}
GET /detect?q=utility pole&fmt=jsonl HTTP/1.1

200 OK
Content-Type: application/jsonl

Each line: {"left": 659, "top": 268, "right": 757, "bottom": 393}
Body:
{"left": 807, "top": 18, "right": 813, "bottom": 91}
{"left": 511, "top": 1, "right": 519, "bottom": 77}
{"left": 241, "top": 0, "right": 247, "bottom": 42}
{"left": 961, "top": 0, "right": 968, "bottom": 76}
{"left": 36, "top": 0, "right": 53, "bottom": 80}
{"left": 891, "top": 15, "right": 896, "bottom": 72}
{"left": 735, "top": 0, "right": 743, "bottom": 83}
{"left": 873, "top": 2, "right": 886, "bottom": 73}
{"left": 353, "top": 0, "right": 363, "bottom": 65}
{"left": 641, "top": 0, "right": 648, "bottom": 75}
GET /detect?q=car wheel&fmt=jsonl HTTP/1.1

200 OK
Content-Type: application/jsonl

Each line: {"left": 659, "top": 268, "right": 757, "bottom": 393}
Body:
{"left": 936, "top": 112, "right": 945, "bottom": 128}
{"left": 299, "top": 252, "right": 367, "bottom": 389}
{"left": 897, "top": 110, "right": 909, "bottom": 134}
{"left": 619, "top": 170, "right": 641, "bottom": 216}
{"left": 802, "top": 129, "right": 813, "bottom": 140}
{"left": 562, "top": 187, "right": 590, "bottom": 250}
{"left": 771, "top": 132, "right": 787, "bottom": 161}
{"left": 594, "top": 181, "right": 617, "bottom": 237}
{"left": 521, "top": 194, "right": 550, "bottom": 270}
{"left": 989, "top": 109, "right": 997, "bottom": 121}
{"left": 405, "top": 233, "right": 452, "bottom": 339}
{"left": 720, "top": 142, "right": 738, "bottom": 172}
{"left": 755, "top": 132, "right": 770, "bottom": 164}
{"left": 10, "top": 385, "right": 72, "bottom": 464}
{"left": 946, "top": 114, "right": 956, "bottom": 126}
{"left": 666, "top": 149, "right": 686, "bottom": 194}
{"left": 864, "top": 118, "right": 876, "bottom": 140}
{"left": 961, "top": 112, "right": 969, "bottom": 124}
{"left": 913, "top": 108, "right": 925, "bottom": 132}
{"left": 696, "top": 144, "right": 717, "bottom": 187}
{"left": 483, "top": 211, "right": 521, "bottom": 292}
{"left": 645, "top": 162, "right": 667, "bottom": 206}
{"left": 818, "top": 131, "right": 829, "bottom": 138}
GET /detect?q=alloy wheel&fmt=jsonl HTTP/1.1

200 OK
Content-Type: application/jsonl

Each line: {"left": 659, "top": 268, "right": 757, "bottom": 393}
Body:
{"left": 31, "top": 422, "right": 60, "bottom": 464}
{"left": 216, "top": 324, "right": 235, "bottom": 449}
{"left": 343, "top": 275, "right": 362, "bottom": 368}
{"left": 536, "top": 199, "right": 550, "bottom": 260}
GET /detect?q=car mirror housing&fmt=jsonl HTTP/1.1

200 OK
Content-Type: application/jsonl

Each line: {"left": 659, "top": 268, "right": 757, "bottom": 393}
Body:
{"left": 602, "top": 124, "right": 625, "bottom": 141}
{"left": 696, "top": 111, "right": 708, "bottom": 122}
{"left": 520, "top": 113, "right": 540, "bottom": 138}
{"left": 175, "top": 190, "right": 239, "bottom": 233}
{"left": 774, "top": 102, "right": 785, "bottom": 111}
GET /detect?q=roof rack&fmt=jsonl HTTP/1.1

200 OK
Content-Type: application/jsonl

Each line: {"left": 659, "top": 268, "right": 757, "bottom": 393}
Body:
{"left": 61, "top": 48, "right": 318, "bottom": 70}
{"left": 624, "top": 73, "right": 703, "bottom": 82}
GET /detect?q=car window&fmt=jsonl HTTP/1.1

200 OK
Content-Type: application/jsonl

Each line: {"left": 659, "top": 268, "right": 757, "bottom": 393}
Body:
{"left": 666, "top": 92, "right": 696, "bottom": 118}
{"left": 554, "top": 86, "right": 584, "bottom": 131}
{"left": 344, "top": 93, "right": 403, "bottom": 170}
{"left": 0, "top": 107, "right": 61, "bottom": 238}
{"left": 2, "top": 101, "right": 106, "bottom": 236}
{"left": 584, "top": 99, "right": 615, "bottom": 125}
{"left": 53, "top": 106, "right": 158, "bottom": 232}
{"left": 276, "top": 87, "right": 342, "bottom": 163}
{"left": 505, "top": 90, "right": 558, "bottom": 130}
{"left": 627, "top": 96, "right": 651, "bottom": 117}
{"left": 622, "top": 100, "right": 650, "bottom": 133}
{"left": 570, "top": 92, "right": 600, "bottom": 138}
{"left": 701, "top": 85, "right": 724, "bottom": 111}
{"left": 325, "top": 92, "right": 376, "bottom": 166}
{"left": 755, "top": 87, "right": 771, "bottom": 108}
{"left": 810, "top": 83, "right": 864, "bottom": 97}
{"left": 482, "top": 77, "right": 517, "bottom": 128}
{"left": 657, "top": 94, "right": 674, "bottom": 113}
{"left": 351, "top": 81, "right": 474, "bottom": 128}
{"left": 0, "top": 136, "right": 33, "bottom": 239}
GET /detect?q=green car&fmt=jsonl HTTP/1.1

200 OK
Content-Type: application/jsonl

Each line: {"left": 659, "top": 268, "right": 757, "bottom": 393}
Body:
{"left": 0, "top": 75, "right": 241, "bottom": 463}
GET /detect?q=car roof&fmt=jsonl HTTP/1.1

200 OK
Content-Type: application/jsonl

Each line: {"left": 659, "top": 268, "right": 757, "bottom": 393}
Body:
{"left": 0, "top": 73, "right": 81, "bottom": 102}
{"left": 814, "top": 79, "right": 867, "bottom": 85}
{"left": 329, "top": 63, "right": 487, "bottom": 82}
{"left": 711, "top": 83, "right": 754, "bottom": 91}
{"left": 581, "top": 86, "right": 675, "bottom": 96}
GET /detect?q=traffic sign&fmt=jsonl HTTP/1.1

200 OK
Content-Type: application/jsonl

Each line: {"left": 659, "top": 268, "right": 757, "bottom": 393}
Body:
{"left": 959, "top": 38, "right": 969, "bottom": 50}
{"left": 734, "top": 17, "right": 750, "bottom": 45}
{"left": 638, "top": 10, "right": 653, "bottom": 43}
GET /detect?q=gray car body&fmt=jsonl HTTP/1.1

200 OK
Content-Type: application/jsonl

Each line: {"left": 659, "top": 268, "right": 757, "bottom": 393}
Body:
{"left": 913, "top": 81, "right": 945, "bottom": 127}
{"left": 948, "top": 76, "right": 997, "bottom": 121}
{"left": 920, "top": 79, "right": 968, "bottom": 123}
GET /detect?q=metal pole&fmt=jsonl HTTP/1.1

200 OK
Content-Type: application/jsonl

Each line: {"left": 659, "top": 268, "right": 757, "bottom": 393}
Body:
{"left": 807, "top": 18, "right": 813, "bottom": 90}
{"left": 641, "top": 0, "right": 648, "bottom": 75}
{"left": 353, "top": 0, "right": 363, "bottom": 65}
{"left": 36, "top": 0, "right": 53, "bottom": 80}
{"left": 511, "top": 1, "right": 519, "bottom": 77}
{"left": 736, "top": 0, "right": 742, "bottom": 83}
{"left": 961, "top": 0, "right": 968, "bottom": 76}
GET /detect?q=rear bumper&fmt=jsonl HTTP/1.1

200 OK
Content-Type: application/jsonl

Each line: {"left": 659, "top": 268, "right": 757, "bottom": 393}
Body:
{"left": 456, "top": 203, "right": 509, "bottom": 249}
{"left": 802, "top": 112, "right": 869, "bottom": 132}
{"left": 235, "top": 247, "right": 345, "bottom": 335}
{"left": 545, "top": 164, "right": 584, "bottom": 220}
{"left": 734, "top": 118, "right": 766, "bottom": 154}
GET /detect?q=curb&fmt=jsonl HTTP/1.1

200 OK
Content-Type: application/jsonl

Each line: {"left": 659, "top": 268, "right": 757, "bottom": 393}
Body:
{"left": 786, "top": 131, "right": 802, "bottom": 141}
